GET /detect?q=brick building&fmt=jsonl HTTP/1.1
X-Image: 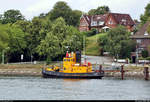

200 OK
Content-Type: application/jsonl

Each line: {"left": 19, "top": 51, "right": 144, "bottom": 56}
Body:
{"left": 79, "top": 13, "right": 135, "bottom": 32}
{"left": 130, "top": 21, "right": 150, "bottom": 63}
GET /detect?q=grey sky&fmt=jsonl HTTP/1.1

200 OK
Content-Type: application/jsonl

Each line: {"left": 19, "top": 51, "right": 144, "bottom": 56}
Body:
{"left": 0, "top": 0, "right": 149, "bottom": 21}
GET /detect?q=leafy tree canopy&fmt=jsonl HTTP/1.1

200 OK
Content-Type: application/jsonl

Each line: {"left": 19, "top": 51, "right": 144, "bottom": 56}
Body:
{"left": 48, "top": 1, "right": 82, "bottom": 26}
{"left": 98, "top": 26, "right": 136, "bottom": 58}
{"left": 140, "top": 3, "right": 150, "bottom": 24}
{"left": 88, "top": 6, "right": 110, "bottom": 15}
{"left": 1, "top": 9, "right": 25, "bottom": 24}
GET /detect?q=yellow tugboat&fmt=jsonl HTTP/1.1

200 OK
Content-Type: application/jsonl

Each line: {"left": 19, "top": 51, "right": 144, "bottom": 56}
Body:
{"left": 42, "top": 51, "right": 104, "bottom": 79}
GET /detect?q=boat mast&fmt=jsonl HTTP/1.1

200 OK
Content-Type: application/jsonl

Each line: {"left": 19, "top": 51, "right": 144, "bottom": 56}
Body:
{"left": 83, "top": 35, "right": 86, "bottom": 64}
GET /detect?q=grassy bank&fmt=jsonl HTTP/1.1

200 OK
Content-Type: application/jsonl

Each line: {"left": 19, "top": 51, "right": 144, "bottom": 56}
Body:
{"left": 85, "top": 33, "right": 106, "bottom": 56}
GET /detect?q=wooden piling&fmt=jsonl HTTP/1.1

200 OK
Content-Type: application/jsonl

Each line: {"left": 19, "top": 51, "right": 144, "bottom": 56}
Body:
{"left": 120, "top": 65, "right": 125, "bottom": 80}
{"left": 143, "top": 66, "right": 149, "bottom": 80}
{"left": 99, "top": 65, "right": 102, "bottom": 71}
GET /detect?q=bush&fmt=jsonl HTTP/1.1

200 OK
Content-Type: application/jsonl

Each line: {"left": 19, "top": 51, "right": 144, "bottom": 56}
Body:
{"left": 142, "top": 50, "right": 149, "bottom": 58}
{"left": 138, "top": 57, "right": 145, "bottom": 60}
{"left": 85, "top": 28, "right": 98, "bottom": 36}
{"left": 146, "top": 57, "right": 150, "bottom": 60}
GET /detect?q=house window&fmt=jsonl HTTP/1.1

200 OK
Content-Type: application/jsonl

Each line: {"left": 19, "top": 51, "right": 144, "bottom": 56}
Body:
{"left": 80, "top": 21, "right": 87, "bottom": 26}
{"left": 136, "top": 39, "right": 141, "bottom": 44}
{"left": 99, "top": 21, "right": 104, "bottom": 25}
{"left": 97, "top": 17, "right": 101, "bottom": 19}
{"left": 91, "top": 21, "right": 97, "bottom": 26}
{"left": 108, "top": 19, "right": 113, "bottom": 25}
{"left": 121, "top": 19, "right": 126, "bottom": 22}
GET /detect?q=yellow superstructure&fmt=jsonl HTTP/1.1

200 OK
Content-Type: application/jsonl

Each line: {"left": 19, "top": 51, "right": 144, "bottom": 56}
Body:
{"left": 63, "top": 52, "right": 92, "bottom": 73}
{"left": 45, "top": 52, "right": 93, "bottom": 73}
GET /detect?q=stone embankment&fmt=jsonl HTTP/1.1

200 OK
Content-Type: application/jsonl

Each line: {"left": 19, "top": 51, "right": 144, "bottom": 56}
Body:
{"left": 0, "top": 64, "right": 43, "bottom": 77}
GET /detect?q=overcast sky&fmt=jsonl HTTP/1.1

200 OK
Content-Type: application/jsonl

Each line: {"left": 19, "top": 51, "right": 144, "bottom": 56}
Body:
{"left": 0, "top": 0, "right": 149, "bottom": 21}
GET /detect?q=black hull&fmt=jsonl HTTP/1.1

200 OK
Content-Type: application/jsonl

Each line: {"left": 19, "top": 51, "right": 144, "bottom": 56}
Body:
{"left": 42, "top": 69, "right": 104, "bottom": 79}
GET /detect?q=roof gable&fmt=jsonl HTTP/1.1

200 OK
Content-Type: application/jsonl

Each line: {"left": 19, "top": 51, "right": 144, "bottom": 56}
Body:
{"left": 81, "top": 15, "right": 91, "bottom": 25}
{"left": 131, "top": 21, "right": 150, "bottom": 39}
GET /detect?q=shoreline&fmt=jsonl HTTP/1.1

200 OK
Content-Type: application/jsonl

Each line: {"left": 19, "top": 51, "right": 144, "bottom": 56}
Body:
{"left": 0, "top": 64, "right": 149, "bottom": 80}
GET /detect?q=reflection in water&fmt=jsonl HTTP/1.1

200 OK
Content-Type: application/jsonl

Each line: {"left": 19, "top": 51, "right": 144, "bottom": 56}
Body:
{"left": 0, "top": 76, "right": 150, "bottom": 100}
{"left": 63, "top": 79, "right": 88, "bottom": 82}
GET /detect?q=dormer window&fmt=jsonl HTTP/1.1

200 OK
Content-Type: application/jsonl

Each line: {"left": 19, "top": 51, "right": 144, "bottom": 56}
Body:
{"left": 99, "top": 21, "right": 104, "bottom": 25}
{"left": 144, "top": 31, "right": 148, "bottom": 36}
{"left": 108, "top": 19, "right": 113, "bottom": 25}
{"left": 122, "top": 19, "right": 126, "bottom": 22}
{"left": 91, "top": 21, "right": 97, "bottom": 26}
{"left": 97, "top": 17, "right": 101, "bottom": 19}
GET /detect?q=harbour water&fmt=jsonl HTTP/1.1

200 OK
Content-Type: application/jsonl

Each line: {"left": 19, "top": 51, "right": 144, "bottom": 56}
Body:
{"left": 0, "top": 76, "right": 150, "bottom": 100}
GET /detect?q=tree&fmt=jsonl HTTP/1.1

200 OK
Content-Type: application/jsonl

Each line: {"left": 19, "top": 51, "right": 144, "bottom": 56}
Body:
{"left": 88, "top": 9, "right": 96, "bottom": 15}
{"left": 37, "top": 32, "right": 60, "bottom": 64}
{"left": 48, "top": 1, "right": 82, "bottom": 26}
{"left": 70, "top": 10, "right": 82, "bottom": 27}
{"left": 88, "top": 6, "right": 110, "bottom": 15}
{"left": 6, "top": 24, "right": 27, "bottom": 62}
{"left": 48, "top": 1, "right": 72, "bottom": 25}
{"left": 2, "top": 9, "right": 25, "bottom": 24}
{"left": 0, "top": 14, "right": 3, "bottom": 23}
{"left": 140, "top": 3, "right": 150, "bottom": 24}
{"left": 37, "top": 17, "right": 83, "bottom": 62}
{"left": 0, "top": 24, "right": 9, "bottom": 51}
{"left": 98, "top": 33, "right": 108, "bottom": 55}
{"left": 98, "top": 26, "right": 136, "bottom": 58}
{"left": 95, "top": 6, "right": 110, "bottom": 15}
{"left": 142, "top": 50, "right": 149, "bottom": 58}
{"left": 63, "top": 26, "right": 83, "bottom": 52}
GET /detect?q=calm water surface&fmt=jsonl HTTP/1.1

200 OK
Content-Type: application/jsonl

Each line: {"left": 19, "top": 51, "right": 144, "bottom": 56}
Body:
{"left": 0, "top": 76, "right": 150, "bottom": 100}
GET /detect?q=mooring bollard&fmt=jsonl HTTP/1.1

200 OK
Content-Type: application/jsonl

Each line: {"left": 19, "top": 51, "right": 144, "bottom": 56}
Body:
{"left": 99, "top": 64, "right": 104, "bottom": 75}
{"left": 99, "top": 65, "right": 102, "bottom": 71}
{"left": 120, "top": 65, "right": 125, "bottom": 80}
{"left": 143, "top": 66, "right": 149, "bottom": 80}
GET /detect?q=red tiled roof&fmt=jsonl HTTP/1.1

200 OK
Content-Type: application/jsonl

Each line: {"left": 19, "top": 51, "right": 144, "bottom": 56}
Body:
{"left": 92, "top": 14, "right": 108, "bottom": 22}
{"left": 82, "top": 13, "right": 135, "bottom": 27}
{"left": 109, "top": 13, "right": 135, "bottom": 26}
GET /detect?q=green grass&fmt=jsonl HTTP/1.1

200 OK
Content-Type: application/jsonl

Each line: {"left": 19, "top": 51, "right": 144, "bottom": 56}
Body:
{"left": 84, "top": 33, "right": 106, "bottom": 56}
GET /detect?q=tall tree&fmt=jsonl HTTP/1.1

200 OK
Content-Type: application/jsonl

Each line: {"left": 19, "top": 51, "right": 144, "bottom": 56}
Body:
{"left": 98, "top": 26, "right": 136, "bottom": 58}
{"left": 88, "top": 9, "right": 96, "bottom": 15}
{"left": 37, "top": 17, "right": 83, "bottom": 62}
{"left": 71, "top": 10, "right": 82, "bottom": 27}
{"left": 48, "top": 1, "right": 82, "bottom": 26}
{"left": 0, "top": 14, "right": 3, "bottom": 24}
{"left": 0, "top": 24, "right": 9, "bottom": 51}
{"left": 140, "top": 3, "right": 150, "bottom": 24}
{"left": 2, "top": 9, "right": 25, "bottom": 24}
{"left": 7, "top": 24, "right": 27, "bottom": 62}
{"left": 49, "top": 1, "right": 72, "bottom": 25}
{"left": 37, "top": 32, "right": 60, "bottom": 63}
{"left": 88, "top": 6, "right": 110, "bottom": 15}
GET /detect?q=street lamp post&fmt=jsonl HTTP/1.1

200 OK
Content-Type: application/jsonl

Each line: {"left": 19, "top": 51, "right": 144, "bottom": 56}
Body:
{"left": 1, "top": 47, "right": 10, "bottom": 64}
{"left": 2, "top": 50, "right": 4, "bottom": 64}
